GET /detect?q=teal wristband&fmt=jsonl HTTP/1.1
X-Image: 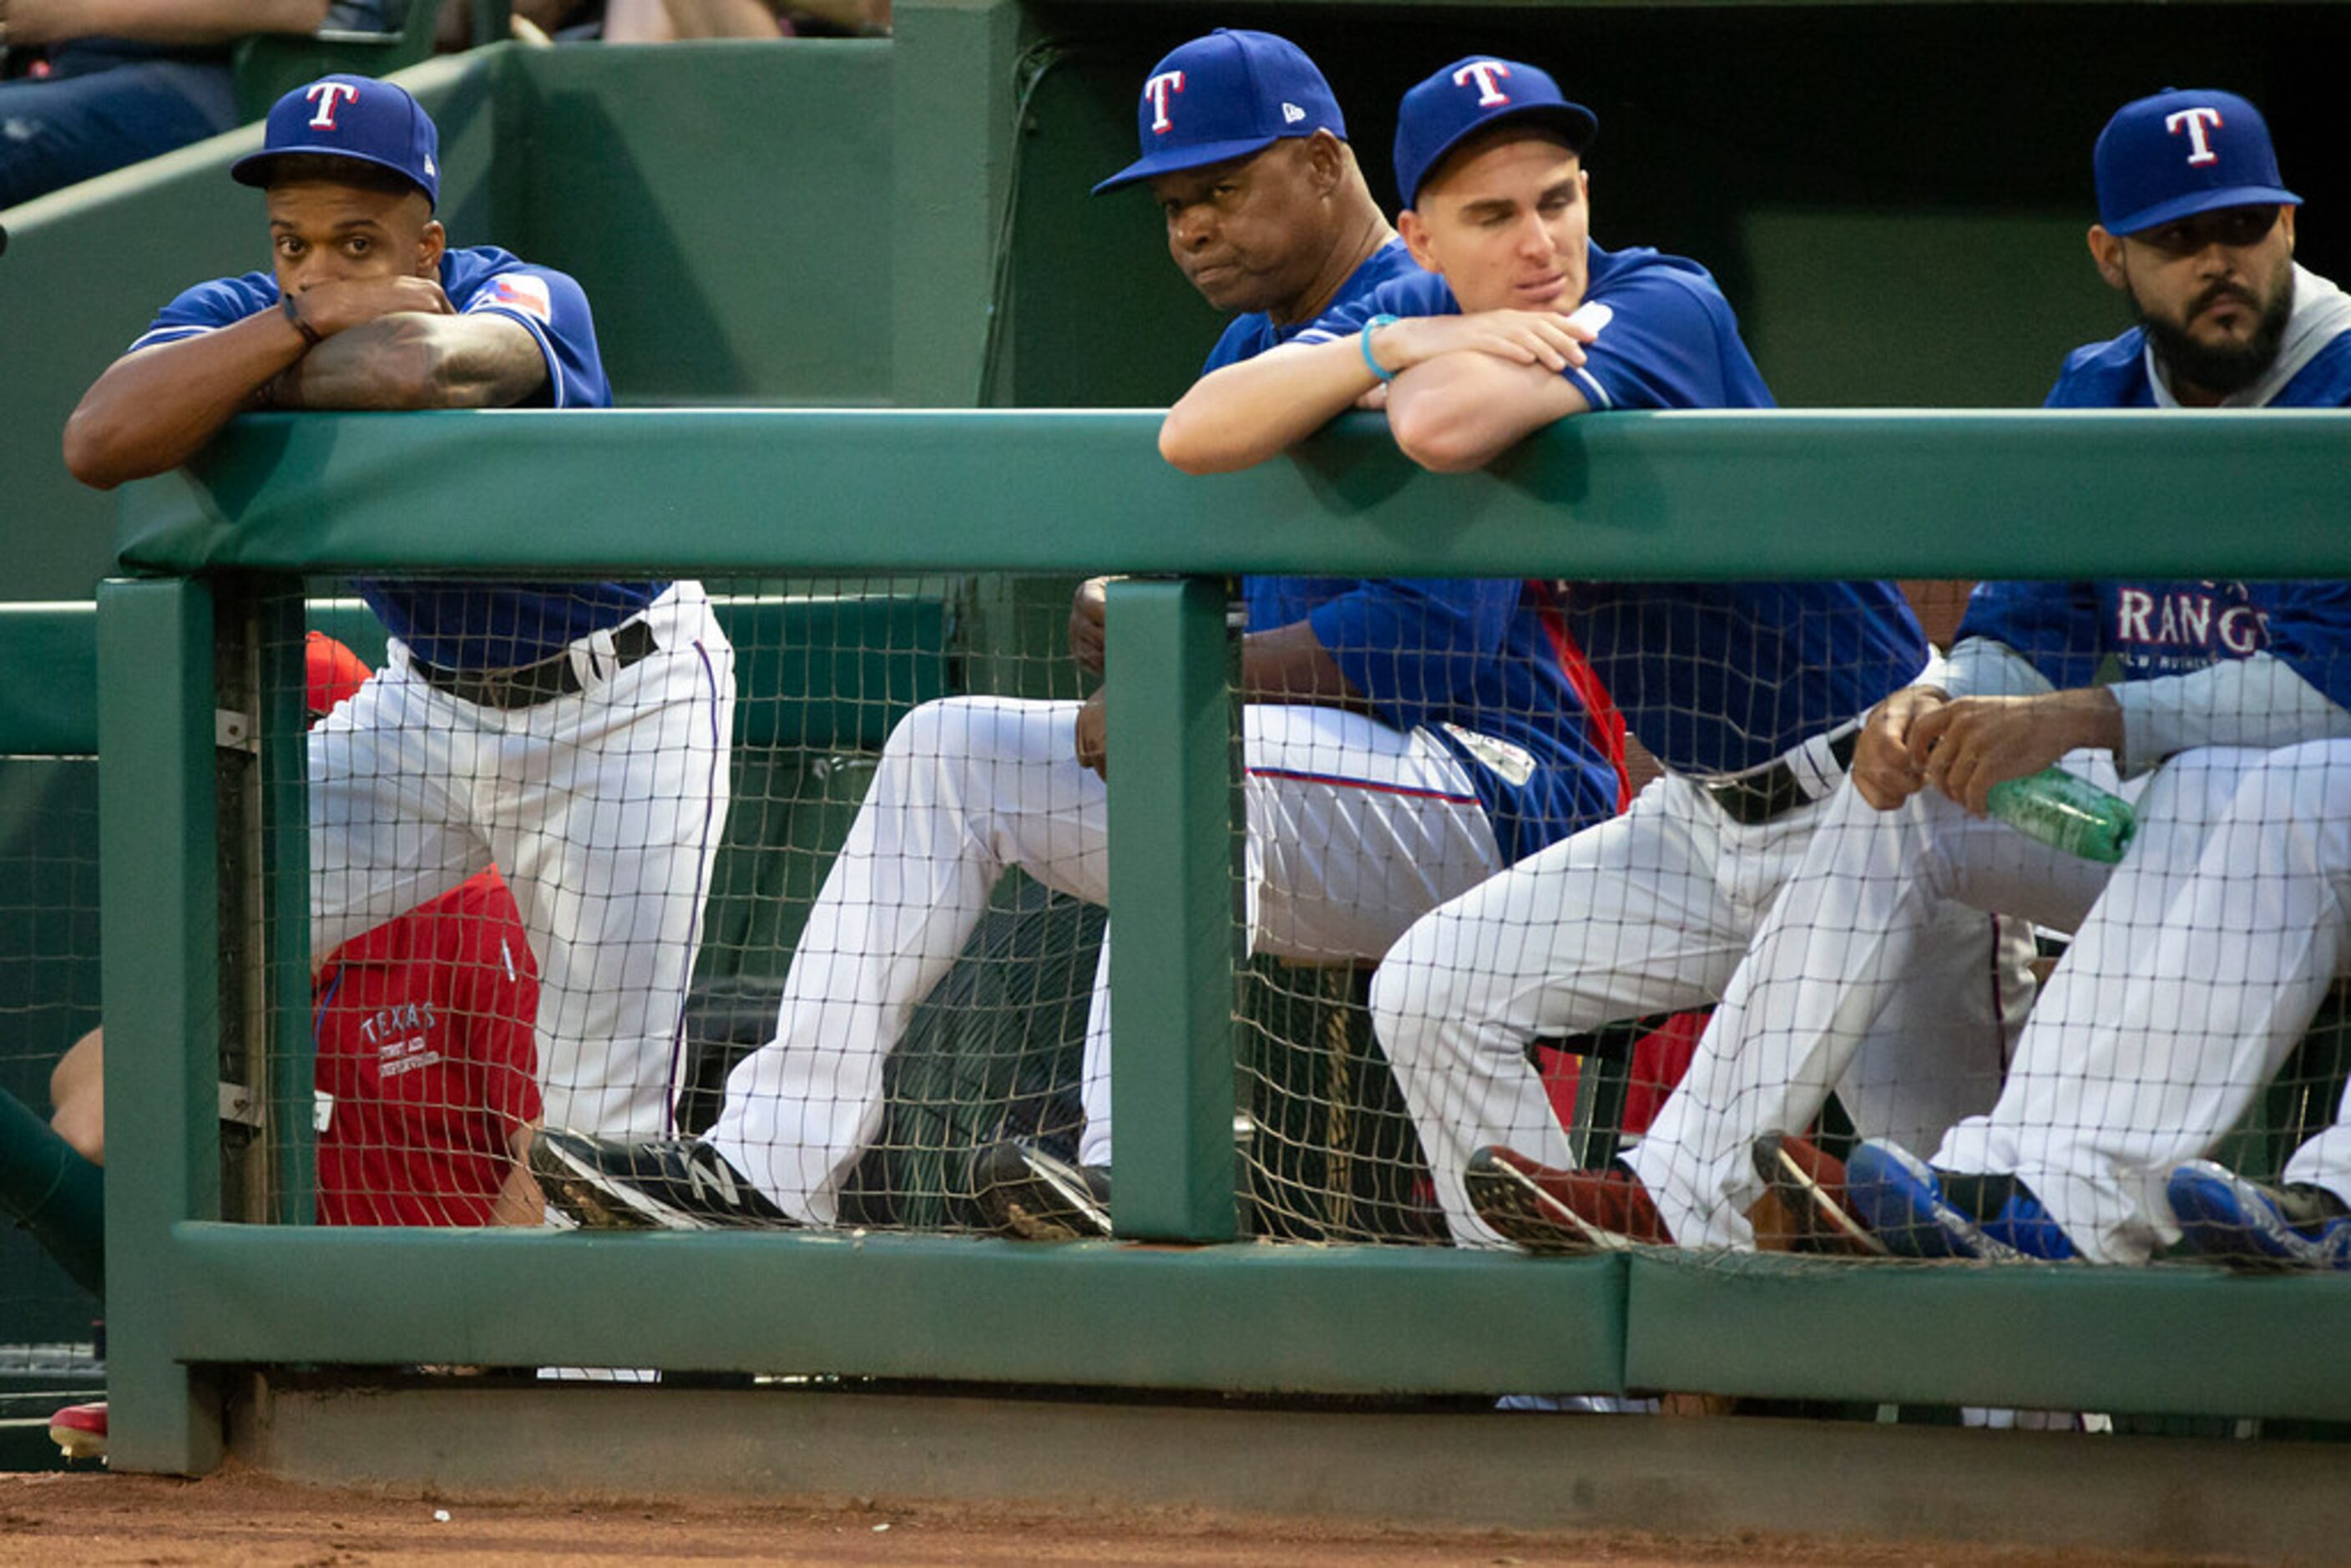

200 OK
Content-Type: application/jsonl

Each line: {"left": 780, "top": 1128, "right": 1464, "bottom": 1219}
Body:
{"left": 1359, "top": 314, "right": 1399, "bottom": 382}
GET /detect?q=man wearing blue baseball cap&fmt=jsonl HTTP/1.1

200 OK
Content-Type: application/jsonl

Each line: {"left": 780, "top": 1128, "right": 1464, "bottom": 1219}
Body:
{"left": 1707, "top": 87, "right": 2351, "bottom": 1271}
{"left": 1161, "top": 55, "right": 2025, "bottom": 1255}
{"left": 65, "top": 75, "right": 738, "bottom": 1149}
{"left": 528, "top": 29, "right": 1625, "bottom": 1242}
{"left": 2075, "top": 86, "right": 2344, "bottom": 407}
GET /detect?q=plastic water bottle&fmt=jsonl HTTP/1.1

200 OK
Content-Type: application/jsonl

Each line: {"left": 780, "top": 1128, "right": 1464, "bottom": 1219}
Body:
{"left": 1985, "top": 767, "right": 2136, "bottom": 864}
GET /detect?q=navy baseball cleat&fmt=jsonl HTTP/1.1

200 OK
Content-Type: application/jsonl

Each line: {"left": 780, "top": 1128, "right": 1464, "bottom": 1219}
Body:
{"left": 1752, "top": 1131, "right": 1887, "bottom": 1256}
{"left": 531, "top": 1130, "right": 794, "bottom": 1231}
{"left": 970, "top": 1140, "right": 1111, "bottom": 1240}
{"left": 2168, "top": 1160, "right": 2351, "bottom": 1269}
{"left": 1462, "top": 1146, "right": 1667, "bottom": 1253}
{"left": 1844, "top": 1141, "right": 2076, "bottom": 1261}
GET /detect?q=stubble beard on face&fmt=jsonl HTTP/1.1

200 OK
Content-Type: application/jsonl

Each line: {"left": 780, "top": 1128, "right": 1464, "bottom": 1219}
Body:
{"left": 2141, "top": 264, "right": 2295, "bottom": 397}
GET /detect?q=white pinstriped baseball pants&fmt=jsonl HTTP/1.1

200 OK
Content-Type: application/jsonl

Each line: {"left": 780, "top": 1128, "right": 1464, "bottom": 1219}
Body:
{"left": 310, "top": 582, "right": 735, "bottom": 1141}
{"left": 1372, "top": 766, "right": 2034, "bottom": 1251}
{"left": 705, "top": 695, "right": 1506, "bottom": 1226}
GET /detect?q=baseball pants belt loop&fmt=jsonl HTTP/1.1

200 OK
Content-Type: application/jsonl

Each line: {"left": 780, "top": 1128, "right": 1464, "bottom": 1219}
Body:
{"left": 1701, "top": 721, "right": 1862, "bottom": 827}
{"left": 411, "top": 618, "right": 660, "bottom": 711}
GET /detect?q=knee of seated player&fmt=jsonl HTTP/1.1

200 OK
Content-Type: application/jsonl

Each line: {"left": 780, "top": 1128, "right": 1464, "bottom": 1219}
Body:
{"left": 2244, "top": 739, "right": 2351, "bottom": 828}
{"left": 878, "top": 695, "right": 1015, "bottom": 767}
{"left": 48, "top": 1029, "right": 105, "bottom": 1166}
{"left": 49, "top": 1098, "right": 104, "bottom": 1166}
{"left": 1368, "top": 923, "right": 1489, "bottom": 1065}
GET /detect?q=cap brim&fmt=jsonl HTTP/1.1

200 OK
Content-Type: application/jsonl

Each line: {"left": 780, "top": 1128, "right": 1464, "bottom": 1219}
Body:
{"left": 231, "top": 146, "right": 435, "bottom": 206}
{"left": 1092, "top": 133, "right": 1289, "bottom": 195}
{"left": 1405, "top": 103, "right": 1596, "bottom": 206}
{"left": 2108, "top": 183, "right": 2301, "bottom": 235}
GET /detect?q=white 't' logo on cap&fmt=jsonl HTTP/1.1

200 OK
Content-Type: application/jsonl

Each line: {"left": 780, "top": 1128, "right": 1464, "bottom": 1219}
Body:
{"left": 1145, "top": 70, "right": 1185, "bottom": 134}
{"left": 2165, "top": 106, "right": 2225, "bottom": 166}
{"left": 1453, "top": 61, "right": 1513, "bottom": 107}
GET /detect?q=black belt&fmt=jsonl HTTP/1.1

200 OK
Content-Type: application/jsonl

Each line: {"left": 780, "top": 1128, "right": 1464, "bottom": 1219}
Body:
{"left": 411, "top": 619, "right": 659, "bottom": 711}
{"left": 1703, "top": 727, "right": 1860, "bottom": 827}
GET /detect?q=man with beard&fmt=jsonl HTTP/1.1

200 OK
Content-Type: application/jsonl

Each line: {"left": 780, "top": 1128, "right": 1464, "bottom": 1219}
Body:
{"left": 2060, "top": 88, "right": 2343, "bottom": 409}
{"left": 1486, "top": 85, "right": 2351, "bottom": 1267}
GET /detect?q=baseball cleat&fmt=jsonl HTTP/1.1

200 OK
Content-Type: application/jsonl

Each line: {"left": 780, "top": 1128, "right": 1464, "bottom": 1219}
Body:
{"left": 1844, "top": 1141, "right": 2077, "bottom": 1262}
{"left": 530, "top": 1130, "right": 794, "bottom": 1231}
{"left": 48, "top": 1401, "right": 107, "bottom": 1462}
{"left": 2168, "top": 1160, "right": 2351, "bottom": 1270}
{"left": 1462, "top": 1146, "right": 1667, "bottom": 1254}
{"left": 969, "top": 1141, "right": 1112, "bottom": 1240}
{"left": 1751, "top": 1131, "right": 1887, "bottom": 1256}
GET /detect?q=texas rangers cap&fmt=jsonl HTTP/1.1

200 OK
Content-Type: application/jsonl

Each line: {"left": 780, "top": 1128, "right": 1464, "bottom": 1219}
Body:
{"left": 2094, "top": 88, "right": 2298, "bottom": 235}
{"left": 1394, "top": 56, "right": 1596, "bottom": 210}
{"left": 306, "top": 632, "right": 374, "bottom": 720}
{"left": 232, "top": 74, "right": 441, "bottom": 210}
{"left": 1093, "top": 29, "right": 1346, "bottom": 195}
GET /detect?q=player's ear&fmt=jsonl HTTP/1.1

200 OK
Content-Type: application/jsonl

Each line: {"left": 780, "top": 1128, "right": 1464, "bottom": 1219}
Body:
{"left": 1398, "top": 208, "right": 1438, "bottom": 272}
{"left": 1304, "top": 129, "right": 1345, "bottom": 195}
{"left": 417, "top": 218, "right": 447, "bottom": 276}
{"left": 2278, "top": 205, "right": 2297, "bottom": 255}
{"left": 2086, "top": 225, "right": 2127, "bottom": 291}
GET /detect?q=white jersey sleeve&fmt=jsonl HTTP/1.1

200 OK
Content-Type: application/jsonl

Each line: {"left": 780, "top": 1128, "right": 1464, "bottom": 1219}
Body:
{"left": 2111, "top": 653, "right": 2351, "bottom": 773}
{"left": 1941, "top": 637, "right": 2058, "bottom": 701}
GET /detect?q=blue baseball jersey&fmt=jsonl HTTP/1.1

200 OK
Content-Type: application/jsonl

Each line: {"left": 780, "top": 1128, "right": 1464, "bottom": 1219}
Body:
{"left": 1956, "top": 331, "right": 2351, "bottom": 708}
{"left": 2045, "top": 324, "right": 2351, "bottom": 409}
{"left": 1208, "top": 239, "right": 1620, "bottom": 862}
{"left": 1957, "top": 579, "right": 2351, "bottom": 708}
{"left": 134, "top": 245, "right": 661, "bottom": 670}
{"left": 1295, "top": 240, "right": 1929, "bottom": 777}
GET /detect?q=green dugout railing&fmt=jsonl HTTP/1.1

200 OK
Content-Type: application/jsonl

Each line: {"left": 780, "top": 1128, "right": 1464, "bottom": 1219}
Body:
{"left": 99, "top": 407, "right": 2351, "bottom": 1474}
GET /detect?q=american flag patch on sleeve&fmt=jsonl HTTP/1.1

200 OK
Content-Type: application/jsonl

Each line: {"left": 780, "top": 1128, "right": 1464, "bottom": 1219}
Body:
{"left": 476, "top": 273, "right": 553, "bottom": 322}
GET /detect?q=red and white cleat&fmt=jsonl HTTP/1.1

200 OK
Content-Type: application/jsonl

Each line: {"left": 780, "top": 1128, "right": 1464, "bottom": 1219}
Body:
{"left": 48, "top": 1401, "right": 107, "bottom": 1462}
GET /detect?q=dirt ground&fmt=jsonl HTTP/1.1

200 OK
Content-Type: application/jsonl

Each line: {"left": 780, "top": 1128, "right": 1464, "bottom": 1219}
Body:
{"left": 0, "top": 1469, "right": 2263, "bottom": 1567}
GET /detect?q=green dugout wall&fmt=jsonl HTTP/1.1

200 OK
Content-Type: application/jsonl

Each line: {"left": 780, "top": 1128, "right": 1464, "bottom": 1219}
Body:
{"left": 97, "top": 407, "right": 2351, "bottom": 1479}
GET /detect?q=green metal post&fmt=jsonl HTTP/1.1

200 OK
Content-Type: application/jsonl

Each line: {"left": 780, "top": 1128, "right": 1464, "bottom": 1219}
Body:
{"left": 890, "top": 0, "right": 1030, "bottom": 407}
{"left": 1103, "top": 577, "right": 1237, "bottom": 1242}
{"left": 260, "top": 588, "right": 314, "bottom": 1226}
{"left": 98, "top": 576, "right": 225, "bottom": 1475}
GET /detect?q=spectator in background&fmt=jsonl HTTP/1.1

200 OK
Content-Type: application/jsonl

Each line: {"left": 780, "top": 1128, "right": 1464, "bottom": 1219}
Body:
{"left": 601, "top": 0, "right": 887, "bottom": 38}
{"left": 0, "top": 0, "right": 395, "bottom": 209}
{"left": 442, "top": 0, "right": 887, "bottom": 45}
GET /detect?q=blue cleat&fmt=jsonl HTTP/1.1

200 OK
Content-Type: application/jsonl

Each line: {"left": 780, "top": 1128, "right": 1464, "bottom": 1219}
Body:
{"left": 2168, "top": 1161, "right": 2351, "bottom": 1270}
{"left": 1844, "top": 1141, "right": 2077, "bottom": 1262}
{"left": 1972, "top": 1177, "right": 2079, "bottom": 1261}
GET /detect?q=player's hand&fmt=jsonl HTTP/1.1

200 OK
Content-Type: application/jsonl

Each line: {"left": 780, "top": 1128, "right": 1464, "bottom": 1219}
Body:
{"left": 488, "top": 1155, "right": 548, "bottom": 1227}
{"left": 1378, "top": 310, "right": 1595, "bottom": 376}
{"left": 291, "top": 275, "right": 458, "bottom": 338}
{"left": 1353, "top": 382, "right": 1391, "bottom": 412}
{"left": 1074, "top": 690, "right": 1110, "bottom": 780}
{"left": 1848, "top": 685, "right": 1947, "bottom": 810}
{"left": 1910, "top": 689, "right": 2123, "bottom": 817}
{"left": 1069, "top": 575, "right": 1115, "bottom": 675}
